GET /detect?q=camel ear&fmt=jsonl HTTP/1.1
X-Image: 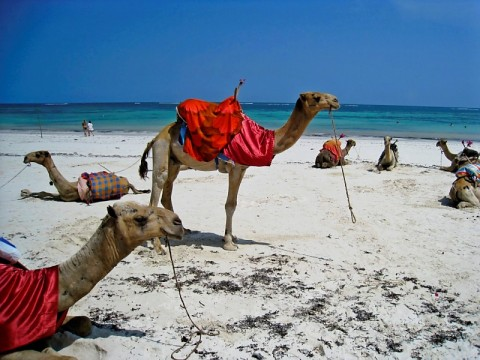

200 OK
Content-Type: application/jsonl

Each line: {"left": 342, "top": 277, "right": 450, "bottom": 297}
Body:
{"left": 300, "top": 93, "right": 307, "bottom": 101}
{"left": 107, "top": 205, "right": 118, "bottom": 219}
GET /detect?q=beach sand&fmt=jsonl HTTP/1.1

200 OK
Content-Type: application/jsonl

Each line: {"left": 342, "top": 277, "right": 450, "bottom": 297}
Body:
{"left": 0, "top": 131, "right": 479, "bottom": 359}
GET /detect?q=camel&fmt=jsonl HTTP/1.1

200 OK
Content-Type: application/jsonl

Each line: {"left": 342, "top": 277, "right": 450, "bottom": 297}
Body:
{"left": 448, "top": 164, "right": 480, "bottom": 208}
{"left": 314, "top": 139, "right": 356, "bottom": 168}
{"left": 0, "top": 201, "right": 183, "bottom": 359}
{"left": 435, "top": 139, "right": 479, "bottom": 172}
{"left": 139, "top": 90, "right": 340, "bottom": 252}
{"left": 376, "top": 136, "right": 398, "bottom": 171}
{"left": 21, "top": 151, "right": 150, "bottom": 202}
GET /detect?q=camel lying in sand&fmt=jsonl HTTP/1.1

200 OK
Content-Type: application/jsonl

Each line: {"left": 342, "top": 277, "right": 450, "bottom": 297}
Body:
{"left": 0, "top": 202, "right": 183, "bottom": 359}
{"left": 449, "top": 164, "right": 480, "bottom": 208}
{"left": 21, "top": 151, "right": 150, "bottom": 202}
{"left": 436, "top": 139, "right": 479, "bottom": 172}
{"left": 314, "top": 139, "right": 356, "bottom": 168}
{"left": 376, "top": 136, "right": 398, "bottom": 171}
{"left": 139, "top": 89, "right": 339, "bottom": 252}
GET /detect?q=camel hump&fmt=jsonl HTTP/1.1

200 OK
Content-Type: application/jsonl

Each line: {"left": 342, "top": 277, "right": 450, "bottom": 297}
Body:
{"left": 177, "top": 96, "right": 244, "bottom": 162}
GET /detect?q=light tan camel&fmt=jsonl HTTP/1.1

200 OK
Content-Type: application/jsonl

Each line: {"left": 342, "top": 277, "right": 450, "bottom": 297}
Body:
{"left": 314, "top": 139, "right": 356, "bottom": 168}
{"left": 449, "top": 177, "right": 480, "bottom": 208}
{"left": 436, "top": 139, "right": 479, "bottom": 172}
{"left": 21, "top": 151, "right": 150, "bottom": 202}
{"left": 139, "top": 91, "right": 339, "bottom": 252}
{"left": 1, "top": 202, "right": 183, "bottom": 360}
{"left": 376, "top": 136, "right": 398, "bottom": 171}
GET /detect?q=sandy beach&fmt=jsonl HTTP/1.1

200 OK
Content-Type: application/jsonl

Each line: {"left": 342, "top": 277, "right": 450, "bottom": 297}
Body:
{"left": 0, "top": 131, "right": 479, "bottom": 359}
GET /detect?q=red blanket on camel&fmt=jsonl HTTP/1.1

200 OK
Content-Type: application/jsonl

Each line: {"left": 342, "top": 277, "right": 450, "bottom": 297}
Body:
{"left": 0, "top": 262, "right": 67, "bottom": 353}
{"left": 178, "top": 96, "right": 275, "bottom": 166}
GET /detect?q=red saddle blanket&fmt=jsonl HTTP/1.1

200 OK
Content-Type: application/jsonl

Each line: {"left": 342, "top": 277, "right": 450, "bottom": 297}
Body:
{"left": 322, "top": 139, "right": 342, "bottom": 163}
{"left": 0, "top": 262, "right": 67, "bottom": 353}
{"left": 223, "top": 114, "right": 275, "bottom": 166}
{"left": 178, "top": 96, "right": 244, "bottom": 162}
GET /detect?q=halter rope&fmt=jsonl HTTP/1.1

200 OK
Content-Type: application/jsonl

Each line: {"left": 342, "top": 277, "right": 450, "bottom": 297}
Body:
{"left": 329, "top": 108, "right": 356, "bottom": 223}
{"left": 165, "top": 237, "right": 219, "bottom": 360}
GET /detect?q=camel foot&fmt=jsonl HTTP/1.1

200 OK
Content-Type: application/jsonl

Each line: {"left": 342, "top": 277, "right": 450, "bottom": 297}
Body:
{"left": 60, "top": 316, "right": 92, "bottom": 337}
{"left": 223, "top": 234, "right": 238, "bottom": 251}
{"left": 20, "top": 189, "right": 32, "bottom": 198}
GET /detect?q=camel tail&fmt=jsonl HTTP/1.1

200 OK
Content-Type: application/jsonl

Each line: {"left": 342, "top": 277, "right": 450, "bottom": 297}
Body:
{"left": 139, "top": 139, "right": 155, "bottom": 179}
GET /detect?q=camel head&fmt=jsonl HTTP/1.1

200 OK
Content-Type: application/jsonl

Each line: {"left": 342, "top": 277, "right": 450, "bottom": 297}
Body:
{"left": 296, "top": 92, "right": 340, "bottom": 117}
{"left": 24, "top": 150, "right": 51, "bottom": 165}
{"left": 383, "top": 136, "right": 392, "bottom": 146}
{"left": 436, "top": 139, "right": 447, "bottom": 148}
{"left": 105, "top": 202, "right": 183, "bottom": 248}
{"left": 346, "top": 139, "right": 356, "bottom": 147}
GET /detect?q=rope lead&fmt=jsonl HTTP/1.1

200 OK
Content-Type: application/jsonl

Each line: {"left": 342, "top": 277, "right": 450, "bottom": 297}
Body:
{"left": 328, "top": 111, "right": 357, "bottom": 224}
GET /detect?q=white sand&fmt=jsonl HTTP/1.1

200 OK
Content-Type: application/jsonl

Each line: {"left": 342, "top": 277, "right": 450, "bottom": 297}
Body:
{"left": 0, "top": 131, "right": 479, "bottom": 359}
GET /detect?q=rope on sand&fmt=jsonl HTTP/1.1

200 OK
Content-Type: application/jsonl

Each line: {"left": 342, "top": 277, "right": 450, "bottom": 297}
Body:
{"left": 329, "top": 109, "right": 357, "bottom": 224}
{"left": 165, "top": 237, "right": 219, "bottom": 360}
{"left": 98, "top": 157, "right": 141, "bottom": 174}
{"left": 0, "top": 164, "right": 29, "bottom": 190}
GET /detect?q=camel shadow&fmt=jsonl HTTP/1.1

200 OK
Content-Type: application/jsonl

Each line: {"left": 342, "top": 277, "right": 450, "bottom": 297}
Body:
{"left": 49, "top": 322, "right": 149, "bottom": 352}
{"left": 171, "top": 231, "right": 271, "bottom": 251}
{"left": 438, "top": 196, "right": 455, "bottom": 208}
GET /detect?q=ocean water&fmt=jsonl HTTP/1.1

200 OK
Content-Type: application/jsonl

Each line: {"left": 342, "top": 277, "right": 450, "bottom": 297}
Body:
{"left": 0, "top": 102, "right": 479, "bottom": 141}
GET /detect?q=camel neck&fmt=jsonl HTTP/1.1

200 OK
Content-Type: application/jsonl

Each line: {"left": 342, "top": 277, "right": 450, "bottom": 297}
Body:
{"left": 57, "top": 219, "right": 130, "bottom": 311}
{"left": 273, "top": 104, "right": 314, "bottom": 154}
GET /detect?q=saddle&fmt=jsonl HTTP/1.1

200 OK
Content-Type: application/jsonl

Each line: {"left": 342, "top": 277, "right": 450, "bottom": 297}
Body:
{"left": 178, "top": 96, "right": 275, "bottom": 167}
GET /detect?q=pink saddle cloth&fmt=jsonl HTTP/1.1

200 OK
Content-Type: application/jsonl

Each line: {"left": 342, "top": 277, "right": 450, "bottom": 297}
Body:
{"left": 223, "top": 114, "right": 275, "bottom": 167}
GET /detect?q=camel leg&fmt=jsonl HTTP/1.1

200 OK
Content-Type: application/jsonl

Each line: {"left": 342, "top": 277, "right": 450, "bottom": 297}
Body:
{"left": 60, "top": 316, "right": 92, "bottom": 337}
{"left": 128, "top": 183, "right": 151, "bottom": 194}
{"left": 0, "top": 349, "right": 76, "bottom": 360}
{"left": 149, "top": 141, "right": 171, "bottom": 208}
{"left": 160, "top": 159, "right": 181, "bottom": 212}
{"left": 224, "top": 165, "right": 247, "bottom": 251}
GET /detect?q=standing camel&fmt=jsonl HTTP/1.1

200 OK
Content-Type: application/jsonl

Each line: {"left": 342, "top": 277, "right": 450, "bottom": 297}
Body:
{"left": 22, "top": 151, "right": 150, "bottom": 202}
{"left": 436, "top": 139, "right": 479, "bottom": 172}
{"left": 139, "top": 91, "right": 340, "bottom": 252}
{"left": 0, "top": 201, "right": 183, "bottom": 359}
{"left": 314, "top": 139, "right": 356, "bottom": 168}
{"left": 376, "top": 136, "right": 398, "bottom": 171}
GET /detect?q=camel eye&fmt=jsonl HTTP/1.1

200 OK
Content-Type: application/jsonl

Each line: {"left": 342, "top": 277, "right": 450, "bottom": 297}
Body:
{"left": 134, "top": 216, "right": 148, "bottom": 226}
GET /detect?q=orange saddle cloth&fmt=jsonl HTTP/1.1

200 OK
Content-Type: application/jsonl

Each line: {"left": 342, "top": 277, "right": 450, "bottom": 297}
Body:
{"left": 177, "top": 96, "right": 244, "bottom": 162}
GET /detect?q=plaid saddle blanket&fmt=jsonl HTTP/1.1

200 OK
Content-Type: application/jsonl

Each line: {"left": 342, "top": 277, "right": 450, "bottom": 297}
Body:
{"left": 78, "top": 171, "right": 130, "bottom": 203}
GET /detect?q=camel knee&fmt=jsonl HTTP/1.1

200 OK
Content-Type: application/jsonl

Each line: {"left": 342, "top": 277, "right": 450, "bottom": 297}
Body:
{"left": 60, "top": 316, "right": 92, "bottom": 337}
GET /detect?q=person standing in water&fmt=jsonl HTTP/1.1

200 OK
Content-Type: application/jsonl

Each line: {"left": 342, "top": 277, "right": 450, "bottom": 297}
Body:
{"left": 87, "top": 120, "right": 94, "bottom": 136}
{"left": 82, "top": 120, "right": 88, "bottom": 136}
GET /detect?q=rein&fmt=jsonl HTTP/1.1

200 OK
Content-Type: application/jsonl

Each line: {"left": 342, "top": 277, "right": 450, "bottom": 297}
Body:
{"left": 329, "top": 107, "right": 356, "bottom": 223}
{"left": 165, "top": 237, "right": 219, "bottom": 360}
{"left": 0, "top": 164, "right": 29, "bottom": 190}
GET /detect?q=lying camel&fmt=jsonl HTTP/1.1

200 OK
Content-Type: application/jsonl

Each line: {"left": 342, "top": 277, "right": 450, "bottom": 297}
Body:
{"left": 449, "top": 164, "right": 480, "bottom": 208}
{"left": 0, "top": 201, "right": 183, "bottom": 359}
{"left": 314, "top": 139, "right": 356, "bottom": 168}
{"left": 376, "top": 136, "right": 398, "bottom": 171}
{"left": 436, "top": 139, "right": 479, "bottom": 172}
{"left": 22, "top": 151, "right": 150, "bottom": 202}
{"left": 139, "top": 90, "right": 339, "bottom": 252}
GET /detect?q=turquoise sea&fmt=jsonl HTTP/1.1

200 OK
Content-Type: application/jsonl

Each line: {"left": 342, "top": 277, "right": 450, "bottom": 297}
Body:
{"left": 0, "top": 102, "right": 479, "bottom": 141}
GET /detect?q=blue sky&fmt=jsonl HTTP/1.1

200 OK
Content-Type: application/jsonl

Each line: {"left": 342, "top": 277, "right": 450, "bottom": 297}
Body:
{"left": 0, "top": 0, "right": 479, "bottom": 107}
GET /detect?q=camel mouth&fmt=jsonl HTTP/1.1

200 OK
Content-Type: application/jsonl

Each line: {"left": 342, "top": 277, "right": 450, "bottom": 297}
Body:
{"left": 161, "top": 219, "right": 184, "bottom": 240}
{"left": 327, "top": 99, "right": 340, "bottom": 110}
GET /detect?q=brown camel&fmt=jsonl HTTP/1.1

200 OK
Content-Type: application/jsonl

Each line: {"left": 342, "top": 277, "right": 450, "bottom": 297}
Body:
{"left": 435, "top": 139, "right": 479, "bottom": 172}
{"left": 314, "top": 139, "right": 356, "bottom": 168}
{"left": 449, "top": 177, "right": 480, "bottom": 208}
{"left": 376, "top": 136, "right": 398, "bottom": 171}
{"left": 1, "top": 201, "right": 183, "bottom": 360}
{"left": 139, "top": 91, "right": 340, "bottom": 252}
{"left": 21, "top": 151, "right": 150, "bottom": 202}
